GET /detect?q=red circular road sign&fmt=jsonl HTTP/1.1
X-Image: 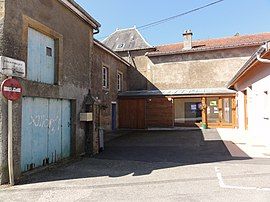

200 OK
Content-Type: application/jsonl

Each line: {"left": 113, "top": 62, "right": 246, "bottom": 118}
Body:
{"left": 1, "top": 78, "right": 22, "bottom": 101}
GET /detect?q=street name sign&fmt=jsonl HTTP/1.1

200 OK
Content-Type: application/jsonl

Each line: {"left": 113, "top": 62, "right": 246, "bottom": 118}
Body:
{"left": 0, "top": 56, "right": 26, "bottom": 78}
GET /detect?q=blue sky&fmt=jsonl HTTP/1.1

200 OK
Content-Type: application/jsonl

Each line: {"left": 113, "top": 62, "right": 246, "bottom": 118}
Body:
{"left": 76, "top": 0, "right": 270, "bottom": 46}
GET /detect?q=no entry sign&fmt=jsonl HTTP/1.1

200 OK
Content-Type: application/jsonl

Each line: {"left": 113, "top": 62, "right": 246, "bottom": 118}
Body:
{"left": 1, "top": 78, "right": 22, "bottom": 101}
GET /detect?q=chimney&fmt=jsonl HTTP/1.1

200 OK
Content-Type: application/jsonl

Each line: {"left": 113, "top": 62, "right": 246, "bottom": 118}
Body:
{"left": 182, "top": 30, "right": 193, "bottom": 50}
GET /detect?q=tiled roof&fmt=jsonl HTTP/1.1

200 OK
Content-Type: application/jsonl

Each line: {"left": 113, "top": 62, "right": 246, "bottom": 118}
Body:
{"left": 102, "top": 27, "right": 152, "bottom": 51}
{"left": 148, "top": 33, "right": 270, "bottom": 56}
{"left": 119, "top": 88, "right": 236, "bottom": 97}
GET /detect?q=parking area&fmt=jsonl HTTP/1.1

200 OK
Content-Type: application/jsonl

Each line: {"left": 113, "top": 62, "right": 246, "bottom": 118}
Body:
{"left": 1, "top": 129, "right": 270, "bottom": 201}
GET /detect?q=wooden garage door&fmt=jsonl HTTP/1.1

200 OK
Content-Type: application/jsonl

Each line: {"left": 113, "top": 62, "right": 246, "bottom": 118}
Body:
{"left": 21, "top": 97, "right": 71, "bottom": 172}
{"left": 146, "top": 97, "right": 174, "bottom": 127}
{"left": 118, "top": 99, "right": 146, "bottom": 129}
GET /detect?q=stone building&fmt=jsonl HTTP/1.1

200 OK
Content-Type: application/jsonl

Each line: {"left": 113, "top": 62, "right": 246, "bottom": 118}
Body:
{"left": 0, "top": 0, "right": 131, "bottom": 185}
{"left": 103, "top": 28, "right": 270, "bottom": 129}
{"left": 92, "top": 39, "right": 130, "bottom": 131}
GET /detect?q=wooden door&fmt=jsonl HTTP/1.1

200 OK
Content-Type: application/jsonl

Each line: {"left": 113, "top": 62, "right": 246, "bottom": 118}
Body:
{"left": 118, "top": 99, "right": 146, "bottom": 129}
{"left": 206, "top": 97, "right": 235, "bottom": 128}
{"left": 21, "top": 97, "right": 71, "bottom": 172}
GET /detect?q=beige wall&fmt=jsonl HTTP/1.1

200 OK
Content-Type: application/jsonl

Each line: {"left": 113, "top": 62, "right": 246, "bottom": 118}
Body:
{"left": 151, "top": 57, "right": 249, "bottom": 89}
{"left": 124, "top": 46, "right": 260, "bottom": 91}
{"left": 0, "top": 0, "right": 4, "bottom": 18}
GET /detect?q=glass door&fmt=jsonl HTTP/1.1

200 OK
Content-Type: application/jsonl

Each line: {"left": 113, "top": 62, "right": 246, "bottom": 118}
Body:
{"left": 221, "top": 98, "right": 232, "bottom": 125}
{"left": 207, "top": 97, "right": 220, "bottom": 126}
{"left": 206, "top": 97, "right": 234, "bottom": 128}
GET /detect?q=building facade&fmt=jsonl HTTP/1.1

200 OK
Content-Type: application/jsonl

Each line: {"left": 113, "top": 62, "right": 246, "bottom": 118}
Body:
{"left": 92, "top": 39, "right": 130, "bottom": 132}
{"left": 104, "top": 28, "right": 270, "bottom": 129}
{"left": 228, "top": 42, "right": 270, "bottom": 146}
{"left": 0, "top": 0, "right": 128, "bottom": 185}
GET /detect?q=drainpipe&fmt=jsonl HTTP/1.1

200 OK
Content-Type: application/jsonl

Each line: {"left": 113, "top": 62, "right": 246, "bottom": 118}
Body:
{"left": 93, "top": 27, "right": 99, "bottom": 35}
{"left": 256, "top": 43, "right": 270, "bottom": 63}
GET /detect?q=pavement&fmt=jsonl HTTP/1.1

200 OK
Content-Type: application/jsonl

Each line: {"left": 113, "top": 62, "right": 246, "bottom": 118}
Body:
{"left": 1, "top": 129, "right": 270, "bottom": 201}
{"left": 217, "top": 128, "right": 270, "bottom": 158}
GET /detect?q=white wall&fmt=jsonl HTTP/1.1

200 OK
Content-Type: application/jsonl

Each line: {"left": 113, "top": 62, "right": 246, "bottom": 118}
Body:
{"left": 248, "top": 75, "right": 270, "bottom": 145}
{"left": 236, "top": 91, "right": 245, "bottom": 131}
{"left": 236, "top": 74, "right": 270, "bottom": 145}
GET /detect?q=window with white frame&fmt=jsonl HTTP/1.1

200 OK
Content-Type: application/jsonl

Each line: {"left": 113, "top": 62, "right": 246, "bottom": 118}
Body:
{"left": 102, "top": 66, "right": 109, "bottom": 89}
{"left": 117, "top": 71, "right": 123, "bottom": 91}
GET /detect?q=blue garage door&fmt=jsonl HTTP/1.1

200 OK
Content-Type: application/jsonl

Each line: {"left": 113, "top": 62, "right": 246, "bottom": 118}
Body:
{"left": 21, "top": 97, "right": 71, "bottom": 172}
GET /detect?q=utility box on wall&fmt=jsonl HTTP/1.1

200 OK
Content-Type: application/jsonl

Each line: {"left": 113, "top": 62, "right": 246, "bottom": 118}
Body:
{"left": 80, "top": 113, "right": 93, "bottom": 122}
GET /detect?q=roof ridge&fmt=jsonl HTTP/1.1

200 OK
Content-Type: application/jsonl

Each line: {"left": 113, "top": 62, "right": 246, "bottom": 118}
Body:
{"left": 156, "top": 32, "right": 270, "bottom": 47}
{"left": 134, "top": 28, "right": 152, "bottom": 47}
{"left": 102, "top": 27, "right": 137, "bottom": 43}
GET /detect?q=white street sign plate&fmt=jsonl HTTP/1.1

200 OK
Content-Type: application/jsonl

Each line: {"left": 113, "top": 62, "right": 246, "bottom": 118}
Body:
{"left": 0, "top": 56, "right": 26, "bottom": 78}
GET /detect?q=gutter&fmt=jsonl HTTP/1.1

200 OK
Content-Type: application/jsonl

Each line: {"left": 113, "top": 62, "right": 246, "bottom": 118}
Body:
{"left": 59, "top": 0, "right": 101, "bottom": 29}
{"left": 227, "top": 41, "right": 270, "bottom": 88}
{"left": 147, "top": 42, "right": 264, "bottom": 57}
{"left": 256, "top": 43, "right": 270, "bottom": 63}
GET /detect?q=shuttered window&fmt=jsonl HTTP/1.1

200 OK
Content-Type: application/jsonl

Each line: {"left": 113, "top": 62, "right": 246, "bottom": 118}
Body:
{"left": 102, "top": 66, "right": 109, "bottom": 89}
{"left": 27, "top": 28, "right": 55, "bottom": 84}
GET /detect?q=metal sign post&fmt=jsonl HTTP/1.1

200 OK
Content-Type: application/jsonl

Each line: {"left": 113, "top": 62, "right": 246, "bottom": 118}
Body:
{"left": 7, "top": 78, "right": 14, "bottom": 186}
{"left": 1, "top": 77, "right": 23, "bottom": 186}
{"left": 0, "top": 56, "right": 25, "bottom": 186}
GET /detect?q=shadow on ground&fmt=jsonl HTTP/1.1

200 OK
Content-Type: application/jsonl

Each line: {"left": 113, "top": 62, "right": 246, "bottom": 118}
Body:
{"left": 19, "top": 129, "right": 251, "bottom": 185}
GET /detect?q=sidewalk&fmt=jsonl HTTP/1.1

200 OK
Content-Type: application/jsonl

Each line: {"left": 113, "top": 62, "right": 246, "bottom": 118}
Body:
{"left": 217, "top": 128, "right": 270, "bottom": 158}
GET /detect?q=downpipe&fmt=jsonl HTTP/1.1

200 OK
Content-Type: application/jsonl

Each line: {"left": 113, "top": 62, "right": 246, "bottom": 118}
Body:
{"left": 256, "top": 43, "right": 270, "bottom": 63}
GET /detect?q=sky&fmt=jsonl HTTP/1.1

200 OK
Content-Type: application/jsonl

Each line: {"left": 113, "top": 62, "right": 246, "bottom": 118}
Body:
{"left": 75, "top": 0, "right": 270, "bottom": 46}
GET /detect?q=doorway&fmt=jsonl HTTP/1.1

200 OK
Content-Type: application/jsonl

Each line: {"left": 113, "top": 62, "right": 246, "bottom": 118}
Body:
{"left": 174, "top": 98, "right": 202, "bottom": 127}
{"left": 111, "top": 103, "right": 117, "bottom": 130}
{"left": 206, "top": 97, "right": 235, "bottom": 128}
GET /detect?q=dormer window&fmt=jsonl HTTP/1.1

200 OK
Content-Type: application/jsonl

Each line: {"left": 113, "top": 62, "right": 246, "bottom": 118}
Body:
{"left": 117, "top": 43, "right": 125, "bottom": 49}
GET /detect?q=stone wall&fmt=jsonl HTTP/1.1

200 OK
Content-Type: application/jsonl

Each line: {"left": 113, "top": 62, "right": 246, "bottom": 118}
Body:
{"left": 92, "top": 43, "right": 129, "bottom": 131}
{"left": 0, "top": 0, "right": 95, "bottom": 184}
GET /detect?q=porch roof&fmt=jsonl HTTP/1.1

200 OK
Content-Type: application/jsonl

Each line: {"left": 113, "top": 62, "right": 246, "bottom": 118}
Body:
{"left": 119, "top": 88, "right": 236, "bottom": 97}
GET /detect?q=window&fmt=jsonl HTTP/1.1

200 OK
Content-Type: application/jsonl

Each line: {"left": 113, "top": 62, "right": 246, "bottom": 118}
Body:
{"left": 102, "top": 66, "right": 109, "bottom": 89}
{"left": 116, "top": 43, "right": 125, "bottom": 49}
{"left": 46, "top": 47, "right": 52, "bottom": 57}
{"left": 27, "top": 28, "right": 55, "bottom": 84}
{"left": 117, "top": 71, "right": 123, "bottom": 91}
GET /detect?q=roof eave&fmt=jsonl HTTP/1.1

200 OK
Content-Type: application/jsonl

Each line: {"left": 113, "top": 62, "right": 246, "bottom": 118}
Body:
{"left": 59, "top": 0, "right": 101, "bottom": 29}
{"left": 148, "top": 43, "right": 264, "bottom": 57}
{"left": 227, "top": 42, "right": 269, "bottom": 89}
{"left": 94, "top": 39, "right": 132, "bottom": 67}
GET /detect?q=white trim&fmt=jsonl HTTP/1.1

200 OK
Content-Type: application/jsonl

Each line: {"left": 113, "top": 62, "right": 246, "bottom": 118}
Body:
{"left": 134, "top": 28, "right": 152, "bottom": 48}
{"left": 102, "top": 66, "right": 109, "bottom": 89}
{"left": 117, "top": 71, "right": 123, "bottom": 92}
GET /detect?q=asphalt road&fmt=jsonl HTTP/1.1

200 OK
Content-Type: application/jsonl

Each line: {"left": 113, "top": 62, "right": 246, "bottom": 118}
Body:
{"left": 1, "top": 129, "right": 270, "bottom": 201}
